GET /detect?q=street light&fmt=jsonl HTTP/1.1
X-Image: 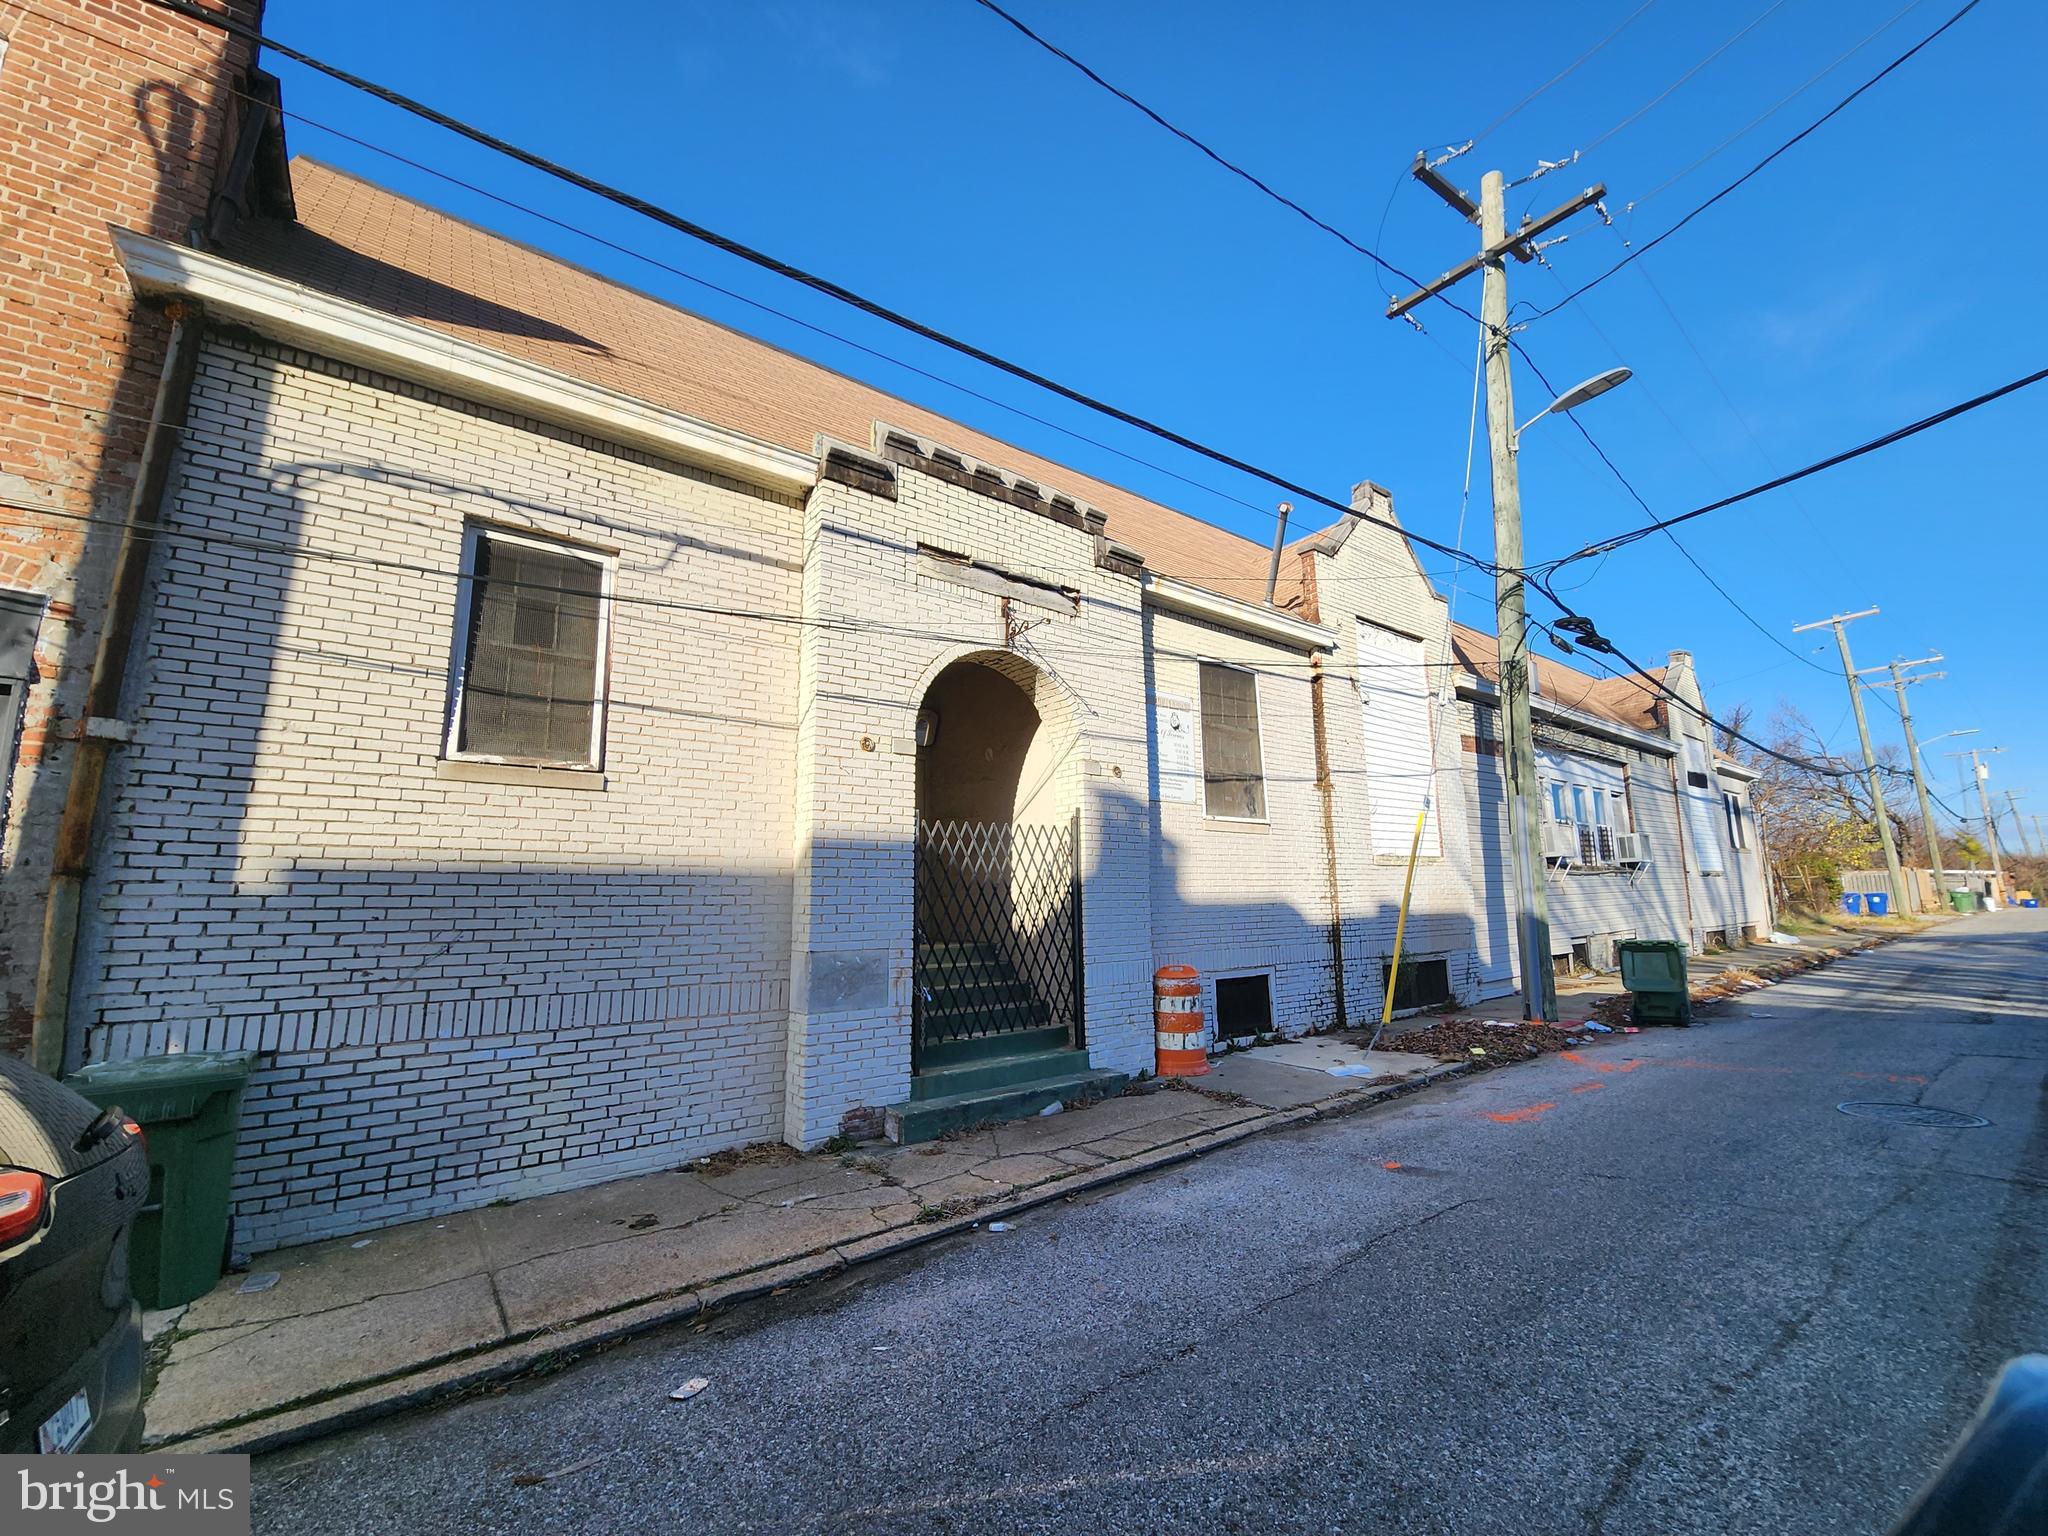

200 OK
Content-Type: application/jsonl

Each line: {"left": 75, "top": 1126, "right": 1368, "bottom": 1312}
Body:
{"left": 1513, "top": 366, "right": 1633, "bottom": 450}
{"left": 1491, "top": 360, "right": 1634, "bottom": 1024}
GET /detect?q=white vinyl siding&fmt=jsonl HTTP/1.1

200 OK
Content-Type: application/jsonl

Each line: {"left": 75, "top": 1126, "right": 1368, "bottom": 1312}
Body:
{"left": 1356, "top": 622, "right": 1440, "bottom": 856}
{"left": 1680, "top": 738, "right": 1726, "bottom": 874}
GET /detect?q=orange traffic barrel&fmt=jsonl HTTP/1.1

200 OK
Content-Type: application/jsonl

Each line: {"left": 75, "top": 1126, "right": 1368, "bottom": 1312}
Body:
{"left": 1154, "top": 966, "right": 1208, "bottom": 1077}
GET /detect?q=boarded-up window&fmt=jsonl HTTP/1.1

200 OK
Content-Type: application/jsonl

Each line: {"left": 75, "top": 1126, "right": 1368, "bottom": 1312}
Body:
{"left": 1357, "top": 622, "right": 1440, "bottom": 855}
{"left": 1198, "top": 662, "right": 1266, "bottom": 820}
{"left": 451, "top": 528, "right": 610, "bottom": 766}
{"left": 1680, "top": 738, "right": 1725, "bottom": 874}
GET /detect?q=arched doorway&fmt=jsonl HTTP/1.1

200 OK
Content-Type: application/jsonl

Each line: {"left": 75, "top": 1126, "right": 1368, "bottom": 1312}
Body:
{"left": 912, "top": 653, "right": 1083, "bottom": 1075}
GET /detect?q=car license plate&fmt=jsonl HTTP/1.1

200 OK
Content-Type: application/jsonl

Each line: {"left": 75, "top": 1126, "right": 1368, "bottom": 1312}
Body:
{"left": 37, "top": 1389, "right": 92, "bottom": 1454}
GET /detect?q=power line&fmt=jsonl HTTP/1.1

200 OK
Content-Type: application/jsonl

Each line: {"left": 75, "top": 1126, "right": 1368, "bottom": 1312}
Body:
{"left": 1468, "top": 0, "right": 1661, "bottom": 147}
{"left": 139, "top": 0, "right": 1494, "bottom": 576}
{"left": 1524, "top": 577, "right": 1868, "bottom": 780}
{"left": 1506, "top": 337, "right": 1844, "bottom": 683}
{"left": 1539, "top": 363, "right": 2048, "bottom": 571}
{"left": 1624, "top": 0, "right": 1928, "bottom": 215}
{"left": 961, "top": 0, "right": 1478, "bottom": 324}
{"left": 952, "top": 0, "right": 2007, "bottom": 695}
{"left": 242, "top": 90, "right": 1297, "bottom": 532}
{"left": 950, "top": 0, "right": 1891, "bottom": 692}
{"left": 1527, "top": 0, "right": 1987, "bottom": 320}
{"left": 1579, "top": 0, "right": 1795, "bottom": 155}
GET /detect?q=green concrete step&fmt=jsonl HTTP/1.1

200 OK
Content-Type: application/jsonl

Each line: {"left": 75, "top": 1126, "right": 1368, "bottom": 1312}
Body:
{"left": 920, "top": 975, "right": 1037, "bottom": 1008}
{"left": 884, "top": 1066, "right": 1130, "bottom": 1146}
{"left": 920, "top": 999, "right": 1050, "bottom": 1037}
{"left": 911, "top": 1045, "right": 1097, "bottom": 1101}
{"left": 917, "top": 1025, "right": 1070, "bottom": 1069}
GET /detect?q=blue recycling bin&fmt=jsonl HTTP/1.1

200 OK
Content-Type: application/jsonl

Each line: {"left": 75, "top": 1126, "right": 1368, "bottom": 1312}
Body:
{"left": 1865, "top": 891, "right": 1891, "bottom": 917}
{"left": 1841, "top": 892, "right": 1864, "bottom": 915}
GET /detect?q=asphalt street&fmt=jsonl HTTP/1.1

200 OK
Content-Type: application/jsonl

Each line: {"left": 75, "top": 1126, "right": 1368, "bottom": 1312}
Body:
{"left": 251, "top": 910, "right": 2048, "bottom": 1535}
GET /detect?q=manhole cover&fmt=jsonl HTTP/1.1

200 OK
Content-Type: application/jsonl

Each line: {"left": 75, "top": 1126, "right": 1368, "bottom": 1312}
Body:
{"left": 1836, "top": 1101, "right": 1989, "bottom": 1128}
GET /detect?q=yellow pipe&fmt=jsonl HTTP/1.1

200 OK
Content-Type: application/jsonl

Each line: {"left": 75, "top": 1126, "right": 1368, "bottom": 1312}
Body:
{"left": 1370, "top": 800, "right": 1431, "bottom": 1050}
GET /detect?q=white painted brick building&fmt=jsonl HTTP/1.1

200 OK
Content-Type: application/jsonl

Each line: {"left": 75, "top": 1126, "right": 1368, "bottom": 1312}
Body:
{"left": 56, "top": 161, "right": 1767, "bottom": 1248}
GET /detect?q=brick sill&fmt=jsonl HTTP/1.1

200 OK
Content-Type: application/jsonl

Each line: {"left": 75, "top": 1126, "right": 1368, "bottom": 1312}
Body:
{"left": 435, "top": 759, "right": 607, "bottom": 792}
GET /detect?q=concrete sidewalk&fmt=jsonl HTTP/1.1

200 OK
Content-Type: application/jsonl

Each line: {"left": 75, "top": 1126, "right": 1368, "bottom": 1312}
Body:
{"left": 142, "top": 913, "right": 1943, "bottom": 1455}
{"left": 143, "top": 1033, "right": 1452, "bottom": 1454}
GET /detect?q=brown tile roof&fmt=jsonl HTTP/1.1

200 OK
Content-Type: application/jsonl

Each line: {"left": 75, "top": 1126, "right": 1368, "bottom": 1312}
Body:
{"left": 221, "top": 160, "right": 1287, "bottom": 603}
{"left": 1449, "top": 622, "right": 1667, "bottom": 737}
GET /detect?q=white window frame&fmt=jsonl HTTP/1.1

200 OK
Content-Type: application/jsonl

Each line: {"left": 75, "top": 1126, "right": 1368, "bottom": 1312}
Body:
{"left": 1538, "top": 748, "right": 1635, "bottom": 869}
{"left": 444, "top": 523, "right": 616, "bottom": 771}
{"left": 1724, "top": 789, "right": 1749, "bottom": 850}
{"left": 1196, "top": 658, "right": 1270, "bottom": 825}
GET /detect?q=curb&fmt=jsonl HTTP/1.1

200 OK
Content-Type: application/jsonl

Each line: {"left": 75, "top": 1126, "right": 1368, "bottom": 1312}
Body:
{"left": 157, "top": 1061, "right": 1472, "bottom": 1456}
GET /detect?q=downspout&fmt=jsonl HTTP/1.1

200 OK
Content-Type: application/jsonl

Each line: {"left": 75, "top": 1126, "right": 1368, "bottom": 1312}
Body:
{"left": 31, "top": 301, "right": 202, "bottom": 1075}
{"left": 1665, "top": 752, "right": 1699, "bottom": 952}
{"left": 1301, "top": 552, "right": 1346, "bottom": 1029}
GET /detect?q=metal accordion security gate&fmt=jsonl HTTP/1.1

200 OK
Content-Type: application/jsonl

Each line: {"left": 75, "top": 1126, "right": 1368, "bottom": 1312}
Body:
{"left": 912, "top": 812, "right": 1084, "bottom": 1072}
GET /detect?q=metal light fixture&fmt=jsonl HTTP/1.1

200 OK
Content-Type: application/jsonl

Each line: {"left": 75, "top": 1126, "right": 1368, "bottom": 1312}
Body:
{"left": 1513, "top": 365, "right": 1634, "bottom": 450}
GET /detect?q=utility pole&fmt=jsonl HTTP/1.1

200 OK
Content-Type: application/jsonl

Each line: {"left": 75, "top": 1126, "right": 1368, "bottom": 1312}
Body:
{"left": 2004, "top": 791, "right": 2032, "bottom": 857}
{"left": 1795, "top": 608, "right": 1906, "bottom": 914}
{"left": 1945, "top": 747, "right": 2007, "bottom": 891}
{"left": 1856, "top": 654, "right": 1943, "bottom": 909}
{"left": 1389, "top": 154, "right": 1605, "bottom": 1022}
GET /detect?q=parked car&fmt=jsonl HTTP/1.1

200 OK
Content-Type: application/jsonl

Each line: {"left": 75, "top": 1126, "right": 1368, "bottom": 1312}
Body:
{"left": 0, "top": 1053, "right": 148, "bottom": 1453}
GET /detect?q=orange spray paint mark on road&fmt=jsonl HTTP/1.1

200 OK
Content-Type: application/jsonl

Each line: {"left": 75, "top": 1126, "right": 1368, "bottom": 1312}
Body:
{"left": 1484, "top": 1101, "right": 1558, "bottom": 1124}
{"left": 1562, "top": 1051, "right": 1643, "bottom": 1074}
{"left": 1382, "top": 1161, "right": 1404, "bottom": 1170}
{"left": 1571, "top": 1081, "right": 1605, "bottom": 1094}
{"left": 1847, "top": 1072, "right": 1929, "bottom": 1085}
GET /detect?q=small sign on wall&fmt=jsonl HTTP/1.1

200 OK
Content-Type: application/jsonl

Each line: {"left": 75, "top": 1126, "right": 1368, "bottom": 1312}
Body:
{"left": 1152, "top": 692, "right": 1198, "bottom": 803}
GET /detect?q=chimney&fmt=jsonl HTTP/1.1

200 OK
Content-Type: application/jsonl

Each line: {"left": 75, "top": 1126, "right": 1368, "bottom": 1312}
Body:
{"left": 1350, "top": 480, "right": 1395, "bottom": 521}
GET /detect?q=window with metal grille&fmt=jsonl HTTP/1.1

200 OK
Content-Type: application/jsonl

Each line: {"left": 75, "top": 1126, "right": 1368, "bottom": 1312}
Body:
{"left": 1215, "top": 973, "right": 1272, "bottom": 1038}
{"left": 1198, "top": 661, "right": 1266, "bottom": 820}
{"left": 448, "top": 526, "right": 611, "bottom": 768}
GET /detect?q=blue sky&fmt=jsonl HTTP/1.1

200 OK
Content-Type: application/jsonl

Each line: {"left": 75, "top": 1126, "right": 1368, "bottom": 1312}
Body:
{"left": 267, "top": 0, "right": 2042, "bottom": 845}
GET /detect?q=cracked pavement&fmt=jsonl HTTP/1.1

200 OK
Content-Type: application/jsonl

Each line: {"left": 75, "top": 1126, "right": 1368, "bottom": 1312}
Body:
{"left": 244, "top": 910, "right": 2048, "bottom": 1534}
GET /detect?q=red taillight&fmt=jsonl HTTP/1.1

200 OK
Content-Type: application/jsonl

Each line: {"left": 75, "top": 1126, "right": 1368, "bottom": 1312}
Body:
{"left": 121, "top": 1117, "right": 144, "bottom": 1150}
{"left": 0, "top": 1169, "right": 48, "bottom": 1247}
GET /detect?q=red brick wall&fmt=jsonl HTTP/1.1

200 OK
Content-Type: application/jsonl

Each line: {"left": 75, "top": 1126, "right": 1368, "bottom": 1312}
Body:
{"left": 0, "top": 0, "right": 260, "bottom": 1052}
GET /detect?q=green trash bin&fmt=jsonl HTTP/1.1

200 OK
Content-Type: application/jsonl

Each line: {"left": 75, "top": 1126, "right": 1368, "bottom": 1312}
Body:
{"left": 1617, "top": 938, "right": 1692, "bottom": 1028}
{"left": 1949, "top": 889, "right": 1976, "bottom": 915}
{"left": 67, "top": 1051, "right": 255, "bottom": 1309}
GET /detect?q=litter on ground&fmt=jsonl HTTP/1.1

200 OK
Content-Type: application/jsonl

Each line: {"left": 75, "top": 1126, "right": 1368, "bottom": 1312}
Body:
{"left": 512, "top": 1454, "right": 606, "bottom": 1487}
{"left": 237, "top": 1272, "right": 280, "bottom": 1295}
{"left": 669, "top": 1378, "right": 710, "bottom": 1402}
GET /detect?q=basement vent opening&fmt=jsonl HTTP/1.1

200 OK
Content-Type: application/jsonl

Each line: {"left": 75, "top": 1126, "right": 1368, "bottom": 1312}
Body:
{"left": 1215, "top": 974, "right": 1273, "bottom": 1041}
{"left": 1382, "top": 957, "right": 1452, "bottom": 1013}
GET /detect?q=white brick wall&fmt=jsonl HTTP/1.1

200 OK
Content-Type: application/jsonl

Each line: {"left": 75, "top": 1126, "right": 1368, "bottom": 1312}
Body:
{"left": 1144, "top": 606, "right": 1336, "bottom": 1040}
{"left": 781, "top": 447, "right": 1153, "bottom": 1144}
{"left": 79, "top": 338, "right": 803, "bottom": 1248}
{"left": 75, "top": 334, "right": 1773, "bottom": 1248}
